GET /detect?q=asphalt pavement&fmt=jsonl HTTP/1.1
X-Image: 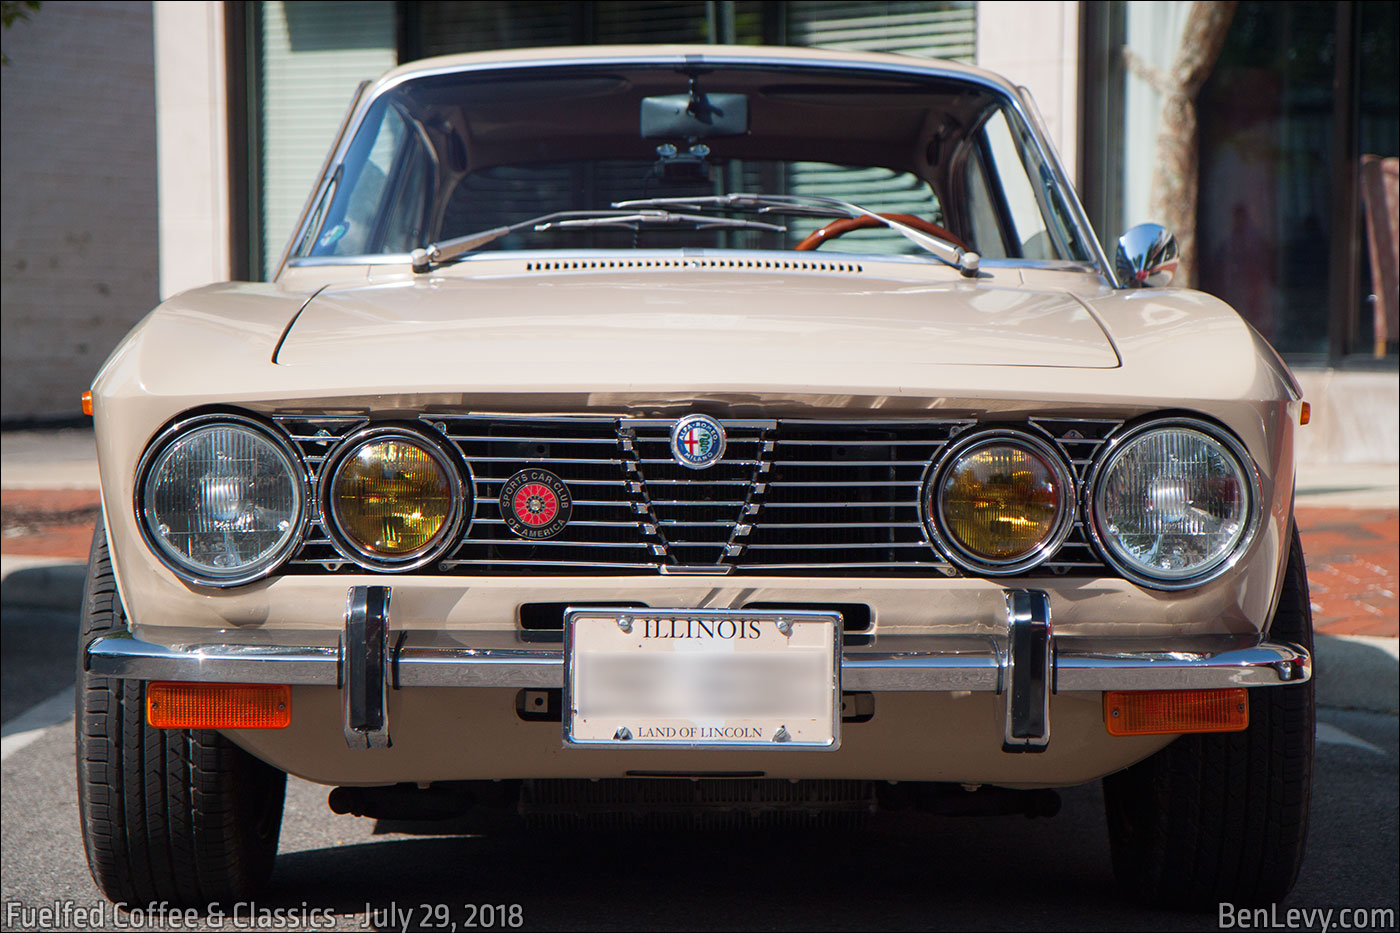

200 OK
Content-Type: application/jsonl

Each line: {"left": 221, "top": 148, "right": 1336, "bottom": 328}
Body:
{"left": 3, "top": 671, "right": 1395, "bottom": 931}
{"left": 2, "top": 429, "right": 1397, "bottom": 931}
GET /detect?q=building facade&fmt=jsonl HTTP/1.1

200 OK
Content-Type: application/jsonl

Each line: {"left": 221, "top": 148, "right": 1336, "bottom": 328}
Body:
{"left": 0, "top": 1, "right": 158, "bottom": 423}
{"left": 2, "top": 0, "right": 1395, "bottom": 462}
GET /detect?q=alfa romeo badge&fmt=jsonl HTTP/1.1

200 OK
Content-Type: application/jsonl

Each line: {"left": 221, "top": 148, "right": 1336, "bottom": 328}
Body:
{"left": 499, "top": 469, "right": 573, "bottom": 539}
{"left": 670, "top": 414, "right": 727, "bottom": 470}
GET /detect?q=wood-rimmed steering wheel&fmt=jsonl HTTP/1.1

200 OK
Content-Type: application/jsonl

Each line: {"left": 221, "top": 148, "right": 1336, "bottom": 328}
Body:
{"left": 795, "top": 213, "right": 970, "bottom": 252}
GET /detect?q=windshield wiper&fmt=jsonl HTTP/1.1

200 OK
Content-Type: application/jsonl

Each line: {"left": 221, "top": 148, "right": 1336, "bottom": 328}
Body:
{"left": 613, "top": 193, "right": 981, "bottom": 277}
{"left": 410, "top": 209, "right": 785, "bottom": 273}
{"left": 533, "top": 211, "right": 785, "bottom": 234}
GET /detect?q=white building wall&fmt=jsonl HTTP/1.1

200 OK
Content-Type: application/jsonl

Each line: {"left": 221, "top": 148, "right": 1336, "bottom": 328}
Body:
{"left": 975, "top": 0, "right": 1080, "bottom": 185}
{"left": 257, "top": 1, "right": 396, "bottom": 278}
{"left": 154, "top": 0, "right": 231, "bottom": 300}
{"left": 0, "top": 1, "right": 159, "bottom": 421}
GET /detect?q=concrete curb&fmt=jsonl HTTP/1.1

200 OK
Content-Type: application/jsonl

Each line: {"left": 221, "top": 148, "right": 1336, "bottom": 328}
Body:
{"left": 2, "top": 555, "right": 1395, "bottom": 714}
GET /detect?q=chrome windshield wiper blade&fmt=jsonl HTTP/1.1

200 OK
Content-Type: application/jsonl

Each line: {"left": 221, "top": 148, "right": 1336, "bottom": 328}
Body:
{"left": 532, "top": 210, "right": 786, "bottom": 233}
{"left": 410, "top": 209, "right": 785, "bottom": 273}
{"left": 613, "top": 193, "right": 981, "bottom": 276}
{"left": 615, "top": 194, "right": 847, "bottom": 217}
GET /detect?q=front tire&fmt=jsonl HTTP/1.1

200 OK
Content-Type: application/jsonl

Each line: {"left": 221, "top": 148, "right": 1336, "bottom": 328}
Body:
{"left": 1103, "top": 524, "right": 1314, "bottom": 908}
{"left": 76, "top": 519, "right": 286, "bottom": 907}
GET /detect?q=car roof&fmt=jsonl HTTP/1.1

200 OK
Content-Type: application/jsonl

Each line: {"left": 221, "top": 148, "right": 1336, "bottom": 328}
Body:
{"left": 369, "top": 44, "right": 1019, "bottom": 97}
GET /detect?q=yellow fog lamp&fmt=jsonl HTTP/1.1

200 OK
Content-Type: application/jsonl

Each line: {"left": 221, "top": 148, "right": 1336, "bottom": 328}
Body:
{"left": 324, "top": 429, "right": 466, "bottom": 569}
{"left": 927, "top": 433, "right": 1074, "bottom": 574}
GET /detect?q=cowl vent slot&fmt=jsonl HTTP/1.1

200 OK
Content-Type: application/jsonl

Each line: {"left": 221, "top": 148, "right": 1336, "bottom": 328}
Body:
{"left": 523, "top": 257, "right": 863, "bottom": 274}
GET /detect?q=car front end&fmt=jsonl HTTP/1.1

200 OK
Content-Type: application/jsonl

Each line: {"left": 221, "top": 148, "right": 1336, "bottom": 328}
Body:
{"left": 77, "top": 45, "right": 1315, "bottom": 910}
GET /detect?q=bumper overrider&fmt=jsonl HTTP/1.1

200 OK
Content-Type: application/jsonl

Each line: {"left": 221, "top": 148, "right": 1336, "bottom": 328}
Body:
{"left": 84, "top": 585, "right": 1311, "bottom": 754}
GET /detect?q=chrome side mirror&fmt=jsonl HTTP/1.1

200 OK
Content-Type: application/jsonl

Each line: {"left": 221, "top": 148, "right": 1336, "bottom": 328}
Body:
{"left": 1116, "top": 223, "right": 1179, "bottom": 288}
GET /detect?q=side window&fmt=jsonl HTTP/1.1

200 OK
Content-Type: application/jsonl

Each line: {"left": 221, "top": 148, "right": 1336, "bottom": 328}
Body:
{"left": 379, "top": 133, "right": 431, "bottom": 253}
{"left": 981, "top": 110, "right": 1055, "bottom": 260}
{"left": 963, "top": 152, "right": 1008, "bottom": 259}
{"left": 307, "top": 104, "right": 410, "bottom": 257}
{"left": 295, "top": 166, "right": 339, "bottom": 257}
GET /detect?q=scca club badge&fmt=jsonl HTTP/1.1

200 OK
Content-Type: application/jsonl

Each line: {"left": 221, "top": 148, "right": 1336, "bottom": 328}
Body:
{"left": 670, "top": 414, "right": 727, "bottom": 470}
{"left": 499, "top": 469, "right": 572, "bottom": 539}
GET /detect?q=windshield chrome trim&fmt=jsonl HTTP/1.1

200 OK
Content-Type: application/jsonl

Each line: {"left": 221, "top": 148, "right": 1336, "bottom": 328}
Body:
{"left": 288, "top": 253, "right": 417, "bottom": 267}
{"left": 275, "top": 81, "right": 370, "bottom": 280}
{"left": 1013, "top": 85, "right": 1119, "bottom": 288}
{"left": 276, "top": 53, "right": 1112, "bottom": 282}
{"left": 287, "top": 247, "right": 1107, "bottom": 274}
{"left": 287, "top": 247, "right": 959, "bottom": 272}
{"left": 977, "top": 258, "right": 1100, "bottom": 273}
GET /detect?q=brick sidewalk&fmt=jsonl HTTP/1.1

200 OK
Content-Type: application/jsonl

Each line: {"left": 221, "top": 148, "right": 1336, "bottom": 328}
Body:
{"left": 4, "top": 489, "right": 1396, "bottom": 639}
{"left": 0, "top": 489, "right": 100, "bottom": 560}
{"left": 1295, "top": 507, "right": 1399, "bottom": 637}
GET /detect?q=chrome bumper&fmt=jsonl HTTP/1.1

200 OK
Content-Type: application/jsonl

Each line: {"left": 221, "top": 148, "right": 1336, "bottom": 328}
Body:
{"left": 82, "top": 631, "right": 1312, "bottom": 691}
{"left": 85, "top": 586, "right": 1311, "bottom": 753}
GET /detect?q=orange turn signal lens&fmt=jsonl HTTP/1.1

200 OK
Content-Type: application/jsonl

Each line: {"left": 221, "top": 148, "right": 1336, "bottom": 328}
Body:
{"left": 1299, "top": 402, "right": 1311, "bottom": 425}
{"left": 81, "top": 391, "right": 93, "bottom": 416}
{"left": 1104, "top": 688, "right": 1248, "bottom": 736}
{"left": 147, "top": 683, "right": 291, "bottom": 730}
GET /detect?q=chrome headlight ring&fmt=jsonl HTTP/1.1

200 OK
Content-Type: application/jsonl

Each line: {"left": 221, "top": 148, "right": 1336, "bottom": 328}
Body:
{"left": 923, "top": 428, "right": 1077, "bottom": 576}
{"left": 134, "top": 412, "right": 311, "bottom": 587}
{"left": 318, "top": 424, "right": 471, "bottom": 572}
{"left": 1083, "top": 417, "right": 1263, "bottom": 590}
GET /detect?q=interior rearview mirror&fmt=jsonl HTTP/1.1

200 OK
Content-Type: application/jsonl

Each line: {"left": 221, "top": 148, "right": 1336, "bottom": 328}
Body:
{"left": 640, "top": 92, "right": 748, "bottom": 139}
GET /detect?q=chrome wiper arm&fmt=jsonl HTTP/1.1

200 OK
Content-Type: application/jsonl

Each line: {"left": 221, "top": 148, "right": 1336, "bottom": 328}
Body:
{"left": 411, "top": 223, "right": 518, "bottom": 273}
{"left": 411, "top": 210, "right": 644, "bottom": 272}
{"left": 411, "top": 209, "right": 785, "bottom": 273}
{"left": 614, "top": 193, "right": 981, "bottom": 276}
{"left": 533, "top": 210, "right": 786, "bottom": 234}
{"left": 614, "top": 194, "right": 848, "bottom": 220}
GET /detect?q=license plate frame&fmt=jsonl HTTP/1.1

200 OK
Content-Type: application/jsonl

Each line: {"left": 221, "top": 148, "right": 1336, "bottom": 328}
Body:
{"left": 562, "top": 607, "right": 842, "bottom": 750}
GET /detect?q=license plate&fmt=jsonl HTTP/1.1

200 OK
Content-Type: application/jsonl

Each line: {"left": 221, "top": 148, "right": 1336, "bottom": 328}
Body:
{"left": 563, "top": 608, "right": 841, "bottom": 749}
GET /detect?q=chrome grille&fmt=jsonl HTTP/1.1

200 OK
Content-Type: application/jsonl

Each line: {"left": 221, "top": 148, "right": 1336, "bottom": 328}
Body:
{"left": 442, "top": 416, "right": 650, "bottom": 570}
{"left": 273, "top": 414, "right": 1122, "bottom": 577}
{"left": 622, "top": 419, "right": 773, "bottom": 567}
{"left": 737, "top": 420, "right": 953, "bottom": 571}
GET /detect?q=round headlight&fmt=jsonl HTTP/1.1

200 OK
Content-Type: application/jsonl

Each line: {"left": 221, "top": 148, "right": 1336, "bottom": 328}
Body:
{"left": 324, "top": 430, "right": 464, "bottom": 568}
{"left": 139, "top": 417, "right": 305, "bottom": 585}
{"left": 929, "top": 433, "right": 1074, "bottom": 574}
{"left": 1089, "top": 421, "right": 1258, "bottom": 588}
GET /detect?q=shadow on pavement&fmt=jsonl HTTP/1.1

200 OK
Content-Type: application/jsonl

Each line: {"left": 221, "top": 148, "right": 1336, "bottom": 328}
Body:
{"left": 1314, "top": 634, "right": 1400, "bottom": 713}
{"left": 1, "top": 599, "right": 79, "bottom": 723}
{"left": 262, "top": 797, "right": 1131, "bottom": 931}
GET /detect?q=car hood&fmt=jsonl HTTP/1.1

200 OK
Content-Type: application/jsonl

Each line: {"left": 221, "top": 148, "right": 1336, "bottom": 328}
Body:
{"left": 274, "top": 270, "right": 1120, "bottom": 375}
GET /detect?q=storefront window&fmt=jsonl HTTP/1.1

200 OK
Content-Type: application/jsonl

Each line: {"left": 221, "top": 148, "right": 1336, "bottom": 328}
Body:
{"left": 1355, "top": 0, "right": 1399, "bottom": 359}
{"left": 250, "top": 1, "right": 396, "bottom": 279}
{"left": 1196, "top": 0, "right": 1397, "bottom": 362}
{"left": 1196, "top": 2, "right": 1336, "bottom": 357}
{"left": 1082, "top": 0, "right": 1397, "bottom": 365}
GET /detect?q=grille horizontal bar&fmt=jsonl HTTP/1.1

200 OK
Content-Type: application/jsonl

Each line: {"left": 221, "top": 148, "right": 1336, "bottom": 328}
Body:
{"left": 271, "top": 414, "right": 1122, "bottom": 577}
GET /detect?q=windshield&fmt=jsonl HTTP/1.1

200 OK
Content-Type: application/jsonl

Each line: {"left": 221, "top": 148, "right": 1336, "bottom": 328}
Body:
{"left": 293, "top": 63, "right": 1092, "bottom": 265}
